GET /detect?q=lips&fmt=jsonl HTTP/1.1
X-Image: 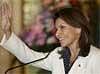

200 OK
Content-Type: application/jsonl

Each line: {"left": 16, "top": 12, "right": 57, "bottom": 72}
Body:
{"left": 58, "top": 37, "right": 64, "bottom": 40}
{"left": 59, "top": 38, "right": 64, "bottom": 43}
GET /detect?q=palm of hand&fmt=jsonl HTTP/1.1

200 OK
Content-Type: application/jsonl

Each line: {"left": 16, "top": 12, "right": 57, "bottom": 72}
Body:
{"left": 0, "top": 2, "right": 11, "bottom": 33}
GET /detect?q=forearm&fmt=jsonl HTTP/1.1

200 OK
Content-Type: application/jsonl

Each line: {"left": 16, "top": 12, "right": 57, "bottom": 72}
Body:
{"left": 0, "top": 32, "right": 35, "bottom": 62}
{"left": 0, "top": 33, "right": 52, "bottom": 71}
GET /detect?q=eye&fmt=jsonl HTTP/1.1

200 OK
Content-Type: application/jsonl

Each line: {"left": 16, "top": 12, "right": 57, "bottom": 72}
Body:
{"left": 60, "top": 25, "right": 65, "bottom": 29}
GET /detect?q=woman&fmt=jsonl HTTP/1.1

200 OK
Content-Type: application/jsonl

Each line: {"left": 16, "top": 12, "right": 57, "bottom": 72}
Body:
{"left": 0, "top": 7, "right": 100, "bottom": 74}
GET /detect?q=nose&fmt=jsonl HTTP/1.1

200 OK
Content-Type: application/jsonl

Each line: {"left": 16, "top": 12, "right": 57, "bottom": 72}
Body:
{"left": 56, "top": 29, "right": 61, "bottom": 39}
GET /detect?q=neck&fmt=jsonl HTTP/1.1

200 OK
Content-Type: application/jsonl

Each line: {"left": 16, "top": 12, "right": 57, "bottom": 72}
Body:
{"left": 68, "top": 40, "right": 80, "bottom": 64}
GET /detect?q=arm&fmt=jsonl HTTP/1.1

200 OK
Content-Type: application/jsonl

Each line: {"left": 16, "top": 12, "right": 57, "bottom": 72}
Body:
{"left": 0, "top": 2, "right": 52, "bottom": 71}
{"left": 0, "top": 33, "right": 52, "bottom": 71}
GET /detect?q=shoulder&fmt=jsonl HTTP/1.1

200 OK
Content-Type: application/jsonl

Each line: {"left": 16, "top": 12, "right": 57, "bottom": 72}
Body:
{"left": 88, "top": 45, "right": 100, "bottom": 66}
{"left": 87, "top": 45, "right": 100, "bottom": 66}
{"left": 87, "top": 46, "right": 100, "bottom": 74}
{"left": 89, "top": 45, "right": 100, "bottom": 56}
{"left": 88, "top": 45, "right": 100, "bottom": 73}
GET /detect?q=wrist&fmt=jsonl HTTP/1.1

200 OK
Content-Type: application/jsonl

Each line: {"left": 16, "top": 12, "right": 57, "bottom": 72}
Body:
{"left": 0, "top": 32, "right": 4, "bottom": 42}
{"left": 5, "top": 31, "right": 11, "bottom": 40}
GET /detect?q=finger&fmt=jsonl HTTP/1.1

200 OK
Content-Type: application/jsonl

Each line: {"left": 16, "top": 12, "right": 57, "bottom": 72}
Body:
{"left": 1, "top": 2, "right": 11, "bottom": 17}
{"left": 4, "top": 3, "right": 11, "bottom": 17}
{"left": 1, "top": 2, "right": 11, "bottom": 33}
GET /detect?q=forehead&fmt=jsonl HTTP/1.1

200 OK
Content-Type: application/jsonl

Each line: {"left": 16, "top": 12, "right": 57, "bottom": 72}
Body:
{"left": 55, "top": 18, "right": 69, "bottom": 27}
{"left": 55, "top": 18, "right": 81, "bottom": 30}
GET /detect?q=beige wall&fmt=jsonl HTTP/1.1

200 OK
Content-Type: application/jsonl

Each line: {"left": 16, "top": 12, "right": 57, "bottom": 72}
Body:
{"left": 12, "top": 0, "right": 23, "bottom": 35}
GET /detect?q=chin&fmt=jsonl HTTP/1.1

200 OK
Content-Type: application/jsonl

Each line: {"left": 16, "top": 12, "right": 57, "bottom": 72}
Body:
{"left": 60, "top": 43, "right": 69, "bottom": 48}
{"left": 61, "top": 44, "right": 67, "bottom": 47}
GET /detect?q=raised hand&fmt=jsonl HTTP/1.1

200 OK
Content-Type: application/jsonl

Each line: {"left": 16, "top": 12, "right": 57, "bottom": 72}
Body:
{"left": 0, "top": 2, "right": 12, "bottom": 39}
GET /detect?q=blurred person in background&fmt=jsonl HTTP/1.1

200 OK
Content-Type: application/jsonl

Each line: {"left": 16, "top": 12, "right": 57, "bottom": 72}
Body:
{"left": 20, "top": 0, "right": 59, "bottom": 52}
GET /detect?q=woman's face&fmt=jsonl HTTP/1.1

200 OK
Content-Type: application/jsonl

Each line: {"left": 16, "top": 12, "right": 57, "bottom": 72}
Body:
{"left": 55, "top": 18, "right": 81, "bottom": 47}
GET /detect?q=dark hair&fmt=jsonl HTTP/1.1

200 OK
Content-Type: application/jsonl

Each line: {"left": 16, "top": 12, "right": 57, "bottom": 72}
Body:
{"left": 53, "top": 7, "right": 93, "bottom": 57}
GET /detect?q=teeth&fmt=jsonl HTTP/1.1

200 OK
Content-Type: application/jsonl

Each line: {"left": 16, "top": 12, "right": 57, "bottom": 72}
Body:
{"left": 59, "top": 38, "right": 63, "bottom": 40}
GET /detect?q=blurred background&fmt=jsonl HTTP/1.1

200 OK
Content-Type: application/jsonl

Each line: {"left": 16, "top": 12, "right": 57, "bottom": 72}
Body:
{"left": 0, "top": 0, "right": 100, "bottom": 74}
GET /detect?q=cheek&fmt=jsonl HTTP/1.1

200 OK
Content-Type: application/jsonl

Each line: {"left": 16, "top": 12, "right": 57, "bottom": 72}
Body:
{"left": 64, "top": 31, "right": 76, "bottom": 42}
